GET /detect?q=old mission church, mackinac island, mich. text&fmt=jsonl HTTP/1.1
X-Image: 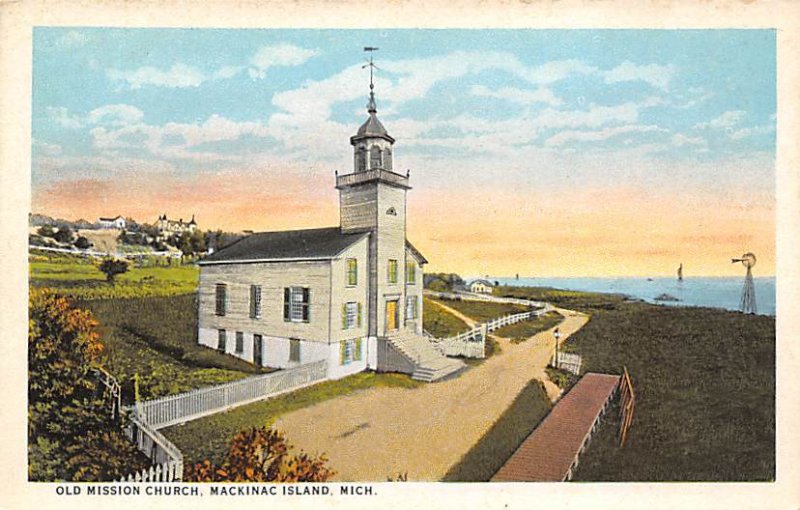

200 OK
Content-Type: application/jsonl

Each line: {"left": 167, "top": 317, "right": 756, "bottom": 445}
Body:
{"left": 196, "top": 81, "right": 465, "bottom": 383}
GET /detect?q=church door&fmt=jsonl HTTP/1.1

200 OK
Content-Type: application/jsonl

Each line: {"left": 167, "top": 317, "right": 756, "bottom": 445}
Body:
{"left": 253, "top": 334, "right": 263, "bottom": 366}
{"left": 386, "top": 300, "right": 398, "bottom": 332}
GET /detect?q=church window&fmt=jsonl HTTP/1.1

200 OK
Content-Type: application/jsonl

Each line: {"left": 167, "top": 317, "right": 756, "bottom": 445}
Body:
{"left": 235, "top": 331, "right": 244, "bottom": 353}
{"left": 370, "top": 146, "right": 382, "bottom": 169}
{"left": 388, "top": 259, "right": 398, "bottom": 284}
{"left": 346, "top": 258, "right": 358, "bottom": 286}
{"left": 289, "top": 339, "right": 301, "bottom": 363}
{"left": 406, "top": 261, "right": 416, "bottom": 284}
{"left": 284, "top": 287, "right": 310, "bottom": 322}
{"left": 405, "top": 295, "right": 418, "bottom": 320}
{"left": 384, "top": 148, "right": 392, "bottom": 170}
{"left": 341, "top": 301, "right": 361, "bottom": 330}
{"left": 215, "top": 284, "right": 227, "bottom": 316}
{"left": 250, "top": 285, "right": 262, "bottom": 319}
{"left": 217, "top": 329, "right": 227, "bottom": 352}
{"left": 356, "top": 147, "right": 367, "bottom": 172}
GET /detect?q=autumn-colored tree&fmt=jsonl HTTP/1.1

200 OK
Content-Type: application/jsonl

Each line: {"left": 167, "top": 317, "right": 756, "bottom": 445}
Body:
{"left": 185, "top": 427, "right": 335, "bottom": 482}
{"left": 28, "top": 289, "right": 145, "bottom": 481}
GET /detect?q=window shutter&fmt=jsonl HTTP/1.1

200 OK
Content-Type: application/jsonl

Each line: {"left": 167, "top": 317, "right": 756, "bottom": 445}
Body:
{"left": 355, "top": 338, "right": 362, "bottom": 361}
{"left": 340, "top": 340, "right": 346, "bottom": 365}
{"left": 341, "top": 303, "right": 347, "bottom": 330}
{"left": 283, "top": 288, "right": 290, "bottom": 321}
{"left": 302, "top": 288, "right": 310, "bottom": 321}
{"left": 357, "top": 302, "right": 362, "bottom": 327}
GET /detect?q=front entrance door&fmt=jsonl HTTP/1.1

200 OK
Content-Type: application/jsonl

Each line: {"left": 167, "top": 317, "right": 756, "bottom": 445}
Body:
{"left": 253, "top": 334, "right": 263, "bottom": 366}
{"left": 386, "top": 300, "right": 398, "bottom": 332}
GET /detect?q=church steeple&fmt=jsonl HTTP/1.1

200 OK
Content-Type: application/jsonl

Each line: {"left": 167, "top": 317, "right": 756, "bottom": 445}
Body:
{"left": 350, "top": 48, "right": 395, "bottom": 173}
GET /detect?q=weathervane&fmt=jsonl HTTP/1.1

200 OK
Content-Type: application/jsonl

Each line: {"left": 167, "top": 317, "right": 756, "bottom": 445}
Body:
{"left": 363, "top": 47, "right": 379, "bottom": 112}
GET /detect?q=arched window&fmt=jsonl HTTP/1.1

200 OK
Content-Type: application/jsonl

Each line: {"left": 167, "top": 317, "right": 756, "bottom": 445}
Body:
{"left": 356, "top": 147, "right": 367, "bottom": 172}
{"left": 370, "top": 146, "right": 382, "bottom": 169}
{"left": 384, "top": 148, "right": 393, "bottom": 170}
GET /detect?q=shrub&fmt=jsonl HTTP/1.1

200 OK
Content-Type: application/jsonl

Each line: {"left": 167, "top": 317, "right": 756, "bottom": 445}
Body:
{"left": 184, "top": 427, "right": 334, "bottom": 482}
{"left": 98, "top": 258, "right": 129, "bottom": 283}
{"left": 37, "top": 225, "right": 55, "bottom": 237}
{"left": 74, "top": 236, "right": 92, "bottom": 249}
{"left": 53, "top": 226, "right": 74, "bottom": 243}
{"left": 28, "top": 289, "right": 147, "bottom": 481}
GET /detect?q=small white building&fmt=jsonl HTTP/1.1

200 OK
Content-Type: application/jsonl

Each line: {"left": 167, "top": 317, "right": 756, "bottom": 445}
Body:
{"left": 469, "top": 279, "right": 494, "bottom": 294}
{"left": 98, "top": 215, "right": 126, "bottom": 230}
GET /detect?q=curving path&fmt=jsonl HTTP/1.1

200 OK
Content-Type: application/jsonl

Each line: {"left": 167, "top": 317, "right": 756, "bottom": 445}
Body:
{"left": 274, "top": 306, "right": 589, "bottom": 481}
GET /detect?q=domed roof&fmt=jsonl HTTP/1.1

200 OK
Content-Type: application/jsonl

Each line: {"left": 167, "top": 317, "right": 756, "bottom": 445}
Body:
{"left": 350, "top": 89, "right": 395, "bottom": 144}
{"left": 357, "top": 112, "right": 389, "bottom": 137}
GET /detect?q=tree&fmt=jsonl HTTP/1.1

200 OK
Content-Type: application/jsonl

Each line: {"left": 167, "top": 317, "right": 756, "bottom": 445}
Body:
{"left": 184, "top": 427, "right": 335, "bottom": 482}
{"left": 189, "top": 229, "right": 206, "bottom": 254}
{"left": 28, "top": 290, "right": 145, "bottom": 481}
{"left": 37, "top": 225, "right": 55, "bottom": 238}
{"left": 53, "top": 226, "right": 74, "bottom": 243}
{"left": 178, "top": 231, "right": 193, "bottom": 255}
{"left": 98, "top": 258, "right": 128, "bottom": 283}
{"left": 74, "top": 236, "right": 91, "bottom": 249}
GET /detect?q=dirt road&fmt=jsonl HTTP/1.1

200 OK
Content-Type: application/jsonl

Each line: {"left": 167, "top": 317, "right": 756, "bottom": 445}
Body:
{"left": 274, "top": 306, "right": 588, "bottom": 481}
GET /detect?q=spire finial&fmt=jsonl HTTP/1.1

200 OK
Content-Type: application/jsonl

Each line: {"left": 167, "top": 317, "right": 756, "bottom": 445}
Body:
{"left": 363, "top": 47, "right": 379, "bottom": 113}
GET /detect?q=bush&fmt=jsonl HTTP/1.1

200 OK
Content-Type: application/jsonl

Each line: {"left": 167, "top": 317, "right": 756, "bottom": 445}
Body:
{"left": 28, "top": 289, "right": 147, "bottom": 481}
{"left": 53, "top": 226, "right": 74, "bottom": 243}
{"left": 74, "top": 236, "right": 91, "bottom": 249}
{"left": 98, "top": 259, "right": 129, "bottom": 283}
{"left": 184, "top": 427, "right": 334, "bottom": 482}
{"left": 37, "top": 225, "right": 55, "bottom": 237}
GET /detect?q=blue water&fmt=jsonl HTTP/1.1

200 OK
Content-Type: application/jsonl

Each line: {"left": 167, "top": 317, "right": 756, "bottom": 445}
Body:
{"left": 490, "top": 276, "right": 776, "bottom": 316}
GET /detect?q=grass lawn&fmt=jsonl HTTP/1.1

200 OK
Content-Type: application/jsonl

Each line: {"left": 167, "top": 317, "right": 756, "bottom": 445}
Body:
{"left": 30, "top": 251, "right": 198, "bottom": 299}
{"left": 423, "top": 298, "right": 471, "bottom": 337}
{"left": 493, "top": 311, "right": 563, "bottom": 343}
{"left": 79, "top": 294, "right": 263, "bottom": 400}
{"left": 442, "top": 380, "right": 552, "bottom": 481}
{"left": 429, "top": 298, "right": 529, "bottom": 323}
{"left": 162, "top": 371, "right": 422, "bottom": 466}
{"left": 568, "top": 302, "right": 774, "bottom": 481}
{"left": 494, "top": 285, "right": 630, "bottom": 312}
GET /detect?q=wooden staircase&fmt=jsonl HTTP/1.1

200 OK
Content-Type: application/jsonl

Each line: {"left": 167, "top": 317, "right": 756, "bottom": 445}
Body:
{"left": 386, "top": 330, "right": 466, "bottom": 382}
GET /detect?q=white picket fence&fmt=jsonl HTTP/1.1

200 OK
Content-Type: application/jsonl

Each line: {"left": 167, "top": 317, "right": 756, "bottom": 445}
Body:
{"left": 133, "top": 360, "right": 328, "bottom": 429}
{"left": 120, "top": 413, "right": 184, "bottom": 482}
{"left": 554, "top": 352, "right": 583, "bottom": 375}
{"left": 429, "top": 307, "right": 552, "bottom": 359}
{"left": 424, "top": 290, "right": 547, "bottom": 309}
{"left": 29, "top": 244, "right": 181, "bottom": 259}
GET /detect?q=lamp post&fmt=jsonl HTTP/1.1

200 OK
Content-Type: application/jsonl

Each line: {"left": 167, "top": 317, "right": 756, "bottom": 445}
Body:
{"left": 553, "top": 328, "right": 561, "bottom": 369}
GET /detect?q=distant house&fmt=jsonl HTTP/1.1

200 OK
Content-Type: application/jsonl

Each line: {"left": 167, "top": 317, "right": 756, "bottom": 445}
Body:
{"left": 98, "top": 215, "right": 126, "bottom": 230}
{"left": 468, "top": 279, "right": 494, "bottom": 294}
{"left": 156, "top": 214, "right": 197, "bottom": 239}
{"left": 196, "top": 86, "right": 464, "bottom": 382}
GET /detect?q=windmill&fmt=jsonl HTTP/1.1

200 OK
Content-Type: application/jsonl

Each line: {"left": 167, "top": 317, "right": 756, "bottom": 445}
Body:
{"left": 731, "top": 252, "right": 757, "bottom": 314}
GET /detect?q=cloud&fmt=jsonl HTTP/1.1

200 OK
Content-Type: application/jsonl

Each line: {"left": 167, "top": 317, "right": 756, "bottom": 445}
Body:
{"left": 671, "top": 133, "right": 707, "bottom": 148}
{"left": 694, "top": 110, "right": 747, "bottom": 130}
{"left": 248, "top": 44, "right": 318, "bottom": 79}
{"left": 107, "top": 63, "right": 207, "bottom": 89}
{"left": 603, "top": 61, "right": 675, "bottom": 91}
{"left": 47, "top": 104, "right": 144, "bottom": 129}
{"left": 54, "top": 30, "right": 91, "bottom": 49}
{"left": 729, "top": 124, "right": 775, "bottom": 140}
{"left": 544, "top": 124, "right": 667, "bottom": 147}
{"left": 470, "top": 85, "right": 563, "bottom": 106}
{"left": 33, "top": 139, "right": 63, "bottom": 156}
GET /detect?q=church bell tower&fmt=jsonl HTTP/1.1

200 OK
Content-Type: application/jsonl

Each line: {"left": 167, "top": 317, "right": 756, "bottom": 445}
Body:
{"left": 336, "top": 52, "right": 410, "bottom": 338}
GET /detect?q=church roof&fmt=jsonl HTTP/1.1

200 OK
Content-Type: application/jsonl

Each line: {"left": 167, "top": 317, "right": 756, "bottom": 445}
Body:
{"left": 351, "top": 112, "right": 395, "bottom": 144}
{"left": 200, "top": 227, "right": 369, "bottom": 264}
{"left": 406, "top": 240, "right": 428, "bottom": 265}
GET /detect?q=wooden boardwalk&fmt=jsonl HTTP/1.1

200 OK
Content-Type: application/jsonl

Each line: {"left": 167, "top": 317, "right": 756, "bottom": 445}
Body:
{"left": 492, "top": 372, "right": 620, "bottom": 482}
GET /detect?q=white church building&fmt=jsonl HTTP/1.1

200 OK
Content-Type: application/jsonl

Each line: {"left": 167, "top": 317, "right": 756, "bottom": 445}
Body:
{"left": 196, "top": 82, "right": 465, "bottom": 382}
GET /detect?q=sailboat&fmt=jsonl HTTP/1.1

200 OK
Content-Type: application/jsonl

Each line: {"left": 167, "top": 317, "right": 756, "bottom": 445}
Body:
{"left": 678, "top": 263, "right": 683, "bottom": 282}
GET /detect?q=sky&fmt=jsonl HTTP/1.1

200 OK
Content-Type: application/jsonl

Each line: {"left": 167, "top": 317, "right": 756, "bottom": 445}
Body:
{"left": 31, "top": 29, "right": 776, "bottom": 277}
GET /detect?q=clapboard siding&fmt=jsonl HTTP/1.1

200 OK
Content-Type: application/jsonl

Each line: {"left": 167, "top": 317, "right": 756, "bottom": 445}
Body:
{"left": 405, "top": 246, "right": 424, "bottom": 335}
{"left": 340, "top": 185, "right": 377, "bottom": 233}
{"left": 329, "top": 236, "right": 370, "bottom": 342}
{"left": 375, "top": 183, "right": 408, "bottom": 336}
{"left": 198, "top": 260, "right": 332, "bottom": 342}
